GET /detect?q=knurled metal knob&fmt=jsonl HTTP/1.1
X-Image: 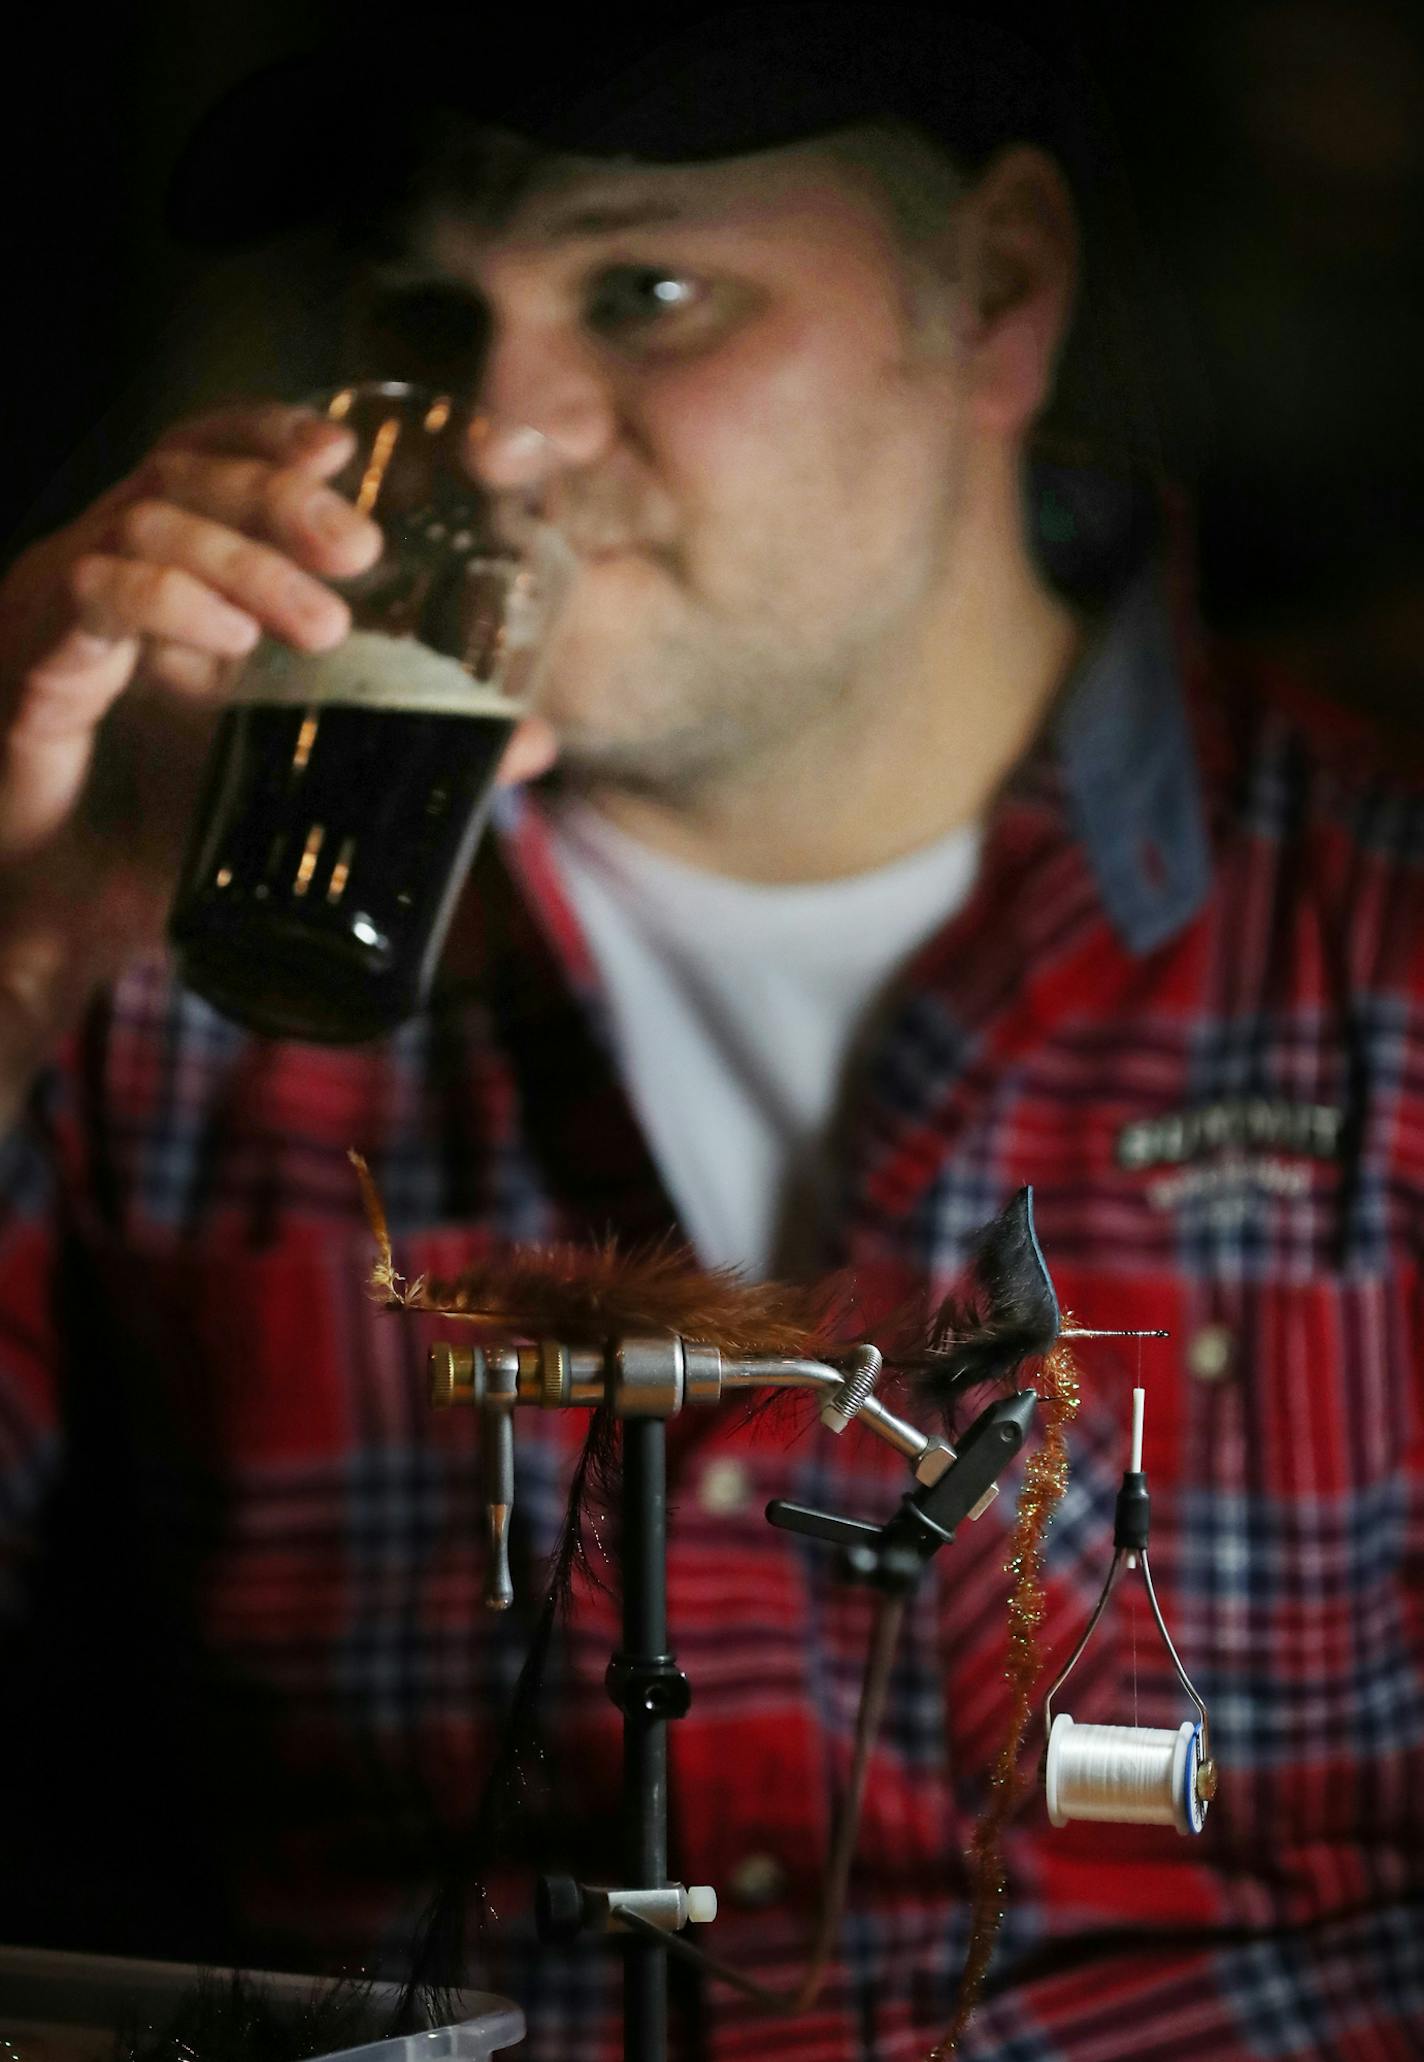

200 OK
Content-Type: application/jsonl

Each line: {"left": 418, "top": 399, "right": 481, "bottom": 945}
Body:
{"left": 429, "top": 1341, "right": 478, "bottom": 1408}
{"left": 539, "top": 1337, "right": 572, "bottom": 1408}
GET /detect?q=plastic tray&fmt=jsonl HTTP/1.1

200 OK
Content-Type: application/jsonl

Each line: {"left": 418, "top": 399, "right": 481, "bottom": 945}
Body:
{"left": 0, "top": 1945, "right": 524, "bottom": 2060}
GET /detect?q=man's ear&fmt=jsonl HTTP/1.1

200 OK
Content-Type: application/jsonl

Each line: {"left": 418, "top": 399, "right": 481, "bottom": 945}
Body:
{"left": 959, "top": 146, "right": 1078, "bottom": 438}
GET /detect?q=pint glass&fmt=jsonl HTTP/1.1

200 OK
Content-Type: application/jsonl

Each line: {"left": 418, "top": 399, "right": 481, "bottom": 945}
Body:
{"left": 169, "top": 383, "right": 568, "bottom": 1044}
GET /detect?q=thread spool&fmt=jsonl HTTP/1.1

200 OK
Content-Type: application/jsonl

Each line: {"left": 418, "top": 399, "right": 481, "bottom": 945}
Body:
{"left": 1045, "top": 1713, "right": 1209, "bottom": 1836}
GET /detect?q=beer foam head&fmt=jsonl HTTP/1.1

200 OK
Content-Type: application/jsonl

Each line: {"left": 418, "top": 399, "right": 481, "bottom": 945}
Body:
{"left": 235, "top": 630, "right": 528, "bottom": 718}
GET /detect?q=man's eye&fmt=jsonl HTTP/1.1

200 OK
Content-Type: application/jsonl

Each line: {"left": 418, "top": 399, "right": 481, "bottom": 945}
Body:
{"left": 584, "top": 268, "right": 709, "bottom": 339}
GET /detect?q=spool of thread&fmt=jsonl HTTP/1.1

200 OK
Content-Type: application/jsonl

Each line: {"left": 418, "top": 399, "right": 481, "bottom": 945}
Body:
{"left": 1045, "top": 1713, "right": 1208, "bottom": 1836}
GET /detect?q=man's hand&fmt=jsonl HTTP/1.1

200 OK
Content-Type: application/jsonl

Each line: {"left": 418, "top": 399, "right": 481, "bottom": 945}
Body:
{"left": 0, "top": 402, "right": 380, "bottom": 861}
{"left": 0, "top": 403, "right": 384, "bottom": 1111}
{"left": 0, "top": 398, "right": 556, "bottom": 1112}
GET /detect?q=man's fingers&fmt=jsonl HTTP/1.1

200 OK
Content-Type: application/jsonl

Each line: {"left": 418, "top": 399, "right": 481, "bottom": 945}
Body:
{"left": 5, "top": 627, "right": 139, "bottom": 752}
{"left": 154, "top": 401, "right": 356, "bottom": 471}
{"left": 27, "top": 623, "right": 141, "bottom": 677}
{"left": 495, "top": 715, "right": 560, "bottom": 788}
{"left": 111, "top": 501, "right": 352, "bottom": 650}
{"left": 141, "top": 641, "right": 226, "bottom": 698}
{"left": 136, "top": 448, "right": 382, "bottom": 582}
{"left": 69, "top": 553, "right": 265, "bottom": 657}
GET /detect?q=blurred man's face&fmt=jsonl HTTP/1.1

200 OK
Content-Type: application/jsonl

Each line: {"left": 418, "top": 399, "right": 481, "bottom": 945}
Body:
{"left": 399, "top": 142, "right": 978, "bottom": 794}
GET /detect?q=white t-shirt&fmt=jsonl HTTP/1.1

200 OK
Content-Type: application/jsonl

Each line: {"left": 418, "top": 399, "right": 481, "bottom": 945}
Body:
{"left": 542, "top": 797, "right": 983, "bottom": 1276}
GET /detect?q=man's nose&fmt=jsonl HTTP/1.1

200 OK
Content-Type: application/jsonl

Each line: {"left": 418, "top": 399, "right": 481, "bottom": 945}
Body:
{"left": 465, "top": 333, "right": 616, "bottom": 490}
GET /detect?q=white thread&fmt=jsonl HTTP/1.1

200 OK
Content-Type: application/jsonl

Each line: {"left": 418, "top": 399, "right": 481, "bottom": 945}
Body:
{"left": 1046, "top": 1713, "right": 1206, "bottom": 1836}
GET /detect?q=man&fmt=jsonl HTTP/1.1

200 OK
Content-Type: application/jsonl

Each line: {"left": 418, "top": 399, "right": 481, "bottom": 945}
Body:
{"left": 0, "top": 8, "right": 1420, "bottom": 2058}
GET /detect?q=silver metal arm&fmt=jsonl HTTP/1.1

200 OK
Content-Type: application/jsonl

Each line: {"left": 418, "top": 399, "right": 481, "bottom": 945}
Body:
{"left": 430, "top": 1335, "right": 951, "bottom": 1471}
{"left": 719, "top": 1349, "right": 953, "bottom": 1481}
{"left": 428, "top": 1331, "right": 964, "bottom": 1610}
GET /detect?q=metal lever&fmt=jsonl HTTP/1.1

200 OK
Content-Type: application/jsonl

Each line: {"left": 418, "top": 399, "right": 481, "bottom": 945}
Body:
{"left": 766, "top": 1391, "right": 1037, "bottom": 1592}
{"left": 537, "top": 1874, "right": 719, "bottom": 1941}
{"left": 431, "top": 1342, "right": 515, "bottom": 1608}
{"left": 763, "top": 1503, "right": 883, "bottom": 1552}
{"left": 481, "top": 1357, "right": 517, "bottom": 1610}
{"left": 904, "top": 1389, "right": 1037, "bottom": 1539}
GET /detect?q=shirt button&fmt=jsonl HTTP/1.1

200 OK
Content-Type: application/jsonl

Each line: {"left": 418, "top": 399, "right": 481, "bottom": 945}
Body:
{"left": 1187, "top": 1324, "right": 1234, "bottom": 1382}
{"left": 699, "top": 1457, "right": 753, "bottom": 1514}
{"left": 728, "top": 1853, "right": 789, "bottom": 1907}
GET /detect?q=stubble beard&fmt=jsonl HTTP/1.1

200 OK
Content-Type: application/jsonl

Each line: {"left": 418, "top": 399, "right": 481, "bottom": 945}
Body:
{"left": 544, "top": 623, "right": 856, "bottom": 802}
{"left": 536, "top": 522, "right": 946, "bottom": 807}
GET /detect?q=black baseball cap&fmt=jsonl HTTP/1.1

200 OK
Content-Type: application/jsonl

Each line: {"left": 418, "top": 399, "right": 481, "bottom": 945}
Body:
{"left": 166, "top": 3, "right": 1104, "bottom": 250}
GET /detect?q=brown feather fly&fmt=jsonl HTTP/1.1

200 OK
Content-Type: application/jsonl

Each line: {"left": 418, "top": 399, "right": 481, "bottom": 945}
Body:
{"left": 349, "top": 1151, "right": 851, "bottom": 1357}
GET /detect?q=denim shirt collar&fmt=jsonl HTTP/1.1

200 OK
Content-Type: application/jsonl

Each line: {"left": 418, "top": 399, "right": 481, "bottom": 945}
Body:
{"left": 1051, "top": 569, "right": 1211, "bottom": 956}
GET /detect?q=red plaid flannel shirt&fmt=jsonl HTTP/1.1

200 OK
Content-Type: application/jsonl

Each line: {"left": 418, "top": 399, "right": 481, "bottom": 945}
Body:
{"left": 0, "top": 573, "right": 1421, "bottom": 2059}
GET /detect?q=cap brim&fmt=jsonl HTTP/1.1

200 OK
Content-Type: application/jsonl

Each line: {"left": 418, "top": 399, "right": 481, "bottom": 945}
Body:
{"left": 165, "top": 4, "right": 1072, "bottom": 249}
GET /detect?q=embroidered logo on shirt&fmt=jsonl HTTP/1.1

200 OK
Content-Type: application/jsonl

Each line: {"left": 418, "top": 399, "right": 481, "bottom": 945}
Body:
{"left": 1116, "top": 1099, "right": 1345, "bottom": 1171}
{"left": 1116, "top": 1099, "right": 1346, "bottom": 1228}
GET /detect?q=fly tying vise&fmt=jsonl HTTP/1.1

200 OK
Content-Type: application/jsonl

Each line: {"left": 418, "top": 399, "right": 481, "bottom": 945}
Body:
{"left": 1043, "top": 1383, "right": 1218, "bottom": 1835}
{"left": 350, "top": 1156, "right": 1211, "bottom": 2062}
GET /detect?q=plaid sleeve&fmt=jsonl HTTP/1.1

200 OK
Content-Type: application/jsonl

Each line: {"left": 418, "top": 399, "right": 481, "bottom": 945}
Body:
{"left": 0, "top": 1069, "right": 65, "bottom": 1631}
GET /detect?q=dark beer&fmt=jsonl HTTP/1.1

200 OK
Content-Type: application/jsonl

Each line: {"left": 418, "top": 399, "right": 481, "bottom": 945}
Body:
{"left": 168, "top": 382, "right": 566, "bottom": 1043}
{"left": 170, "top": 631, "right": 521, "bottom": 1043}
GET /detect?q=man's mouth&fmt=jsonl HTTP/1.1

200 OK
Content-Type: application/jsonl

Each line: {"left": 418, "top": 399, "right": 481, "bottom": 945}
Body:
{"left": 566, "top": 539, "right": 678, "bottom": 581}
{"left": 560, "top": 531, "right": 645, "bottom": 561}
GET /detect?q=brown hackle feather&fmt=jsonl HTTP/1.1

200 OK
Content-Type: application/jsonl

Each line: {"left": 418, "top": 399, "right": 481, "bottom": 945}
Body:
{"left": 349, "top": 1151, "right": 402, "bottom": 1299}
{"left": 402, "top": 1239, "right": 849, "bottom": 1355}
{"left": 350, "top": 1153, "right": 850, "bottom": 1354}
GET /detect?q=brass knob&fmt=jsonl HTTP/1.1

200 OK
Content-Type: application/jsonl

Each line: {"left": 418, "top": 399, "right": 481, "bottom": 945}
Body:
{"left": 429, "top": 1341, "right": 478, "bottom": 1408}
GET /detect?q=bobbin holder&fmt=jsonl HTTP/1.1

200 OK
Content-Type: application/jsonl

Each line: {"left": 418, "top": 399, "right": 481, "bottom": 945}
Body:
{"left": 1043, "top": 1443, "right": 1216, "bottom": 1793}
{"left": 428, "top": 1328, "right": 1033, "bottom": 2062}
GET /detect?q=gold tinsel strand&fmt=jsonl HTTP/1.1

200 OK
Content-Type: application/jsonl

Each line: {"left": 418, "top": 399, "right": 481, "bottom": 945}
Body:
{"left": 926, "top": 1334, "right": 1082, "bottom": 2060}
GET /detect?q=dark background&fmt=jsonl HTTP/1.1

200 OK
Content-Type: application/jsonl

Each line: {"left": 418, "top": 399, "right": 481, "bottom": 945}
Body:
{"left": 3, "top": 1, "right": 1422, "bottom": 722}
